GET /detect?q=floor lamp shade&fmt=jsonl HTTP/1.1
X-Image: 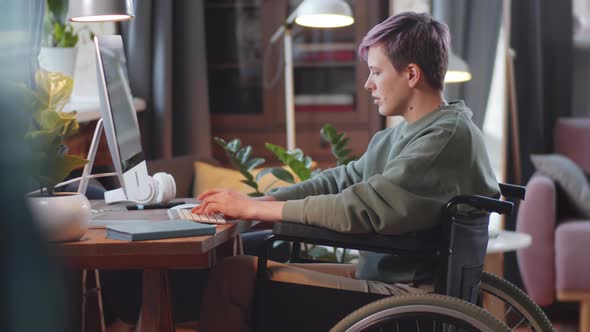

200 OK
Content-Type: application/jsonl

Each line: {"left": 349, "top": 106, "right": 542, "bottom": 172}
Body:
{"left": 68, "top": 0, "right": 135, "bottom": 22}
{"left": 295, "top": 0, "right": 354, "bottom": 28}
{"left": 445, "top": 51, "right": 472, "bottom": 83}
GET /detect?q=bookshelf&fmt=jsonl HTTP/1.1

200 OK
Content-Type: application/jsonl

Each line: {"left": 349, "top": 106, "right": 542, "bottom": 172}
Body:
{"left": 204, "top": 0, "right": 387, "bottom": 168}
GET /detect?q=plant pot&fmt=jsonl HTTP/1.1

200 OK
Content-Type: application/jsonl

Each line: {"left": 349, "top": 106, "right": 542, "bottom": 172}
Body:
{"left": 38, "top": 46, "right": 78, "bottom": 78}
{"left": 26, "top": 192, "right": 91, "bottom": 242}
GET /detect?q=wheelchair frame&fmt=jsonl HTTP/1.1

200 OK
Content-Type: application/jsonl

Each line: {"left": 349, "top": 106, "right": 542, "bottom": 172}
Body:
{"left": 252, "top": 184, "right": 543, "bottom": 331}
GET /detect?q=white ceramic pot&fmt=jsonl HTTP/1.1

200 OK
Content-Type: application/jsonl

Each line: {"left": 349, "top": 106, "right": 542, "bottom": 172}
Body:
{"left": 38, "top": 46, "right": 78, "bottom": 78}
{"left": 26, "top": 192, "right": 91, "bottom": 242}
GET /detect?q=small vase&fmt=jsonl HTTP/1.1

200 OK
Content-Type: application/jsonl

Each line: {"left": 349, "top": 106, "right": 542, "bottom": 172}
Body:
{"left": 26, "top": 192, "right": 91, "bottom": 242}
{"left": 38, "top": 46, "right": 78, "bottom": 78}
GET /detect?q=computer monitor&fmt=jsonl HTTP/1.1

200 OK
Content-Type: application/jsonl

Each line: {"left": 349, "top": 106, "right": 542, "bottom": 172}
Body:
{"left": 94, "top": 35, "right": 154, "bottom": 204}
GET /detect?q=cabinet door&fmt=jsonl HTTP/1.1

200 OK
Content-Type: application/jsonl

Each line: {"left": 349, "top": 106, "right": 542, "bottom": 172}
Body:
{"left": 206, "top": 0, "right": 385, "bottom": 168}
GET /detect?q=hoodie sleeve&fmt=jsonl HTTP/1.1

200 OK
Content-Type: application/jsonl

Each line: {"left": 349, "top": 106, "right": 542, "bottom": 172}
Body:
{"left": 281, "top": 121, "right": 473, "bottom": 235}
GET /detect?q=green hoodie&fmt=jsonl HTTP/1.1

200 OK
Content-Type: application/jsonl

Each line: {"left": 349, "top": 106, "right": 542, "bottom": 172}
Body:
{"left": 270, "top": 101, "right": 499, "bottom": 283}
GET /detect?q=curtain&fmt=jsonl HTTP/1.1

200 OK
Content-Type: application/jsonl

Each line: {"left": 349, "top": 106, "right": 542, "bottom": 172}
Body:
{"left": 504, "top": 0, "right": 573, "bottom": 288}
{"left": 0, "top": 1, "right": 69, "bottom": 331}
{"left": 433, "top": 0, "right": 503, "bottom": 129}
{"left": 120, "top": 0, "right": 212, "bottom": 160}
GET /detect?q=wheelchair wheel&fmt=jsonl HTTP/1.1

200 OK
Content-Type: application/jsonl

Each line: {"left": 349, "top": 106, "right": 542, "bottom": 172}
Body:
{"left": 479, "top": 272, "right": 554, "bottom": 331}
{"left": 331, "top": 294, "right": 510, "bottom": 332}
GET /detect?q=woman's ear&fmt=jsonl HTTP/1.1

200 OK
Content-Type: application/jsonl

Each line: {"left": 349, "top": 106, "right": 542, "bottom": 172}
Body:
{"left": 406, "top": 63, "right": 421, "bottom": 88}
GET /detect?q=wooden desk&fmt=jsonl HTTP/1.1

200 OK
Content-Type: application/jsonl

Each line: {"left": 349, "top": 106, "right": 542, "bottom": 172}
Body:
{"left": 50, "top": 200, "right": 255, "bottom": 332}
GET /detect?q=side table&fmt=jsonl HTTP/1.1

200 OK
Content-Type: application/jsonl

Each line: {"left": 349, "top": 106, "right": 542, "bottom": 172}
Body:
{"left": 484, "top": 230, "right": 532, "bottom": 318}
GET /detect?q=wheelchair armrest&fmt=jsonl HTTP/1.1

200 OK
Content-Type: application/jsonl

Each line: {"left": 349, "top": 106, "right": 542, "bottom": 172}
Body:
{"left": 445, "top": 195, "right": 514, "bottom": 216}
{"left": 499, "top": 183, "right": 526, "bottom": 200}
{"left": 256, "top": 222, "right": 439, "bottom": 279}
{"left": 270, "top": 222, "right": 438, "bottom": 255}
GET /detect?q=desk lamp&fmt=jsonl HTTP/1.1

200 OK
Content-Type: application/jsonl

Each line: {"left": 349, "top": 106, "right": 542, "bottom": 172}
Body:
{"left": 270, "top": 0, "right": 354, "bottom": 151}
{"left": 68, "top": 0, "right": 135, "bottom": 22}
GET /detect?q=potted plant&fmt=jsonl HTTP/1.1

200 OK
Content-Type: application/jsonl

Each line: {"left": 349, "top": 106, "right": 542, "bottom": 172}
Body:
{"left": 39, "top": 0, "right": 80, "bottom": 77}
{"left": 22, "top": 69, "right": 90, "bottom": 242}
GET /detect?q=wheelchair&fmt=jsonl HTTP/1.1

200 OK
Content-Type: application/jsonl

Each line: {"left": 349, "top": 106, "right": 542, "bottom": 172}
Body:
{"left": 253, "top": 184, "right": 554, "bottom": 332}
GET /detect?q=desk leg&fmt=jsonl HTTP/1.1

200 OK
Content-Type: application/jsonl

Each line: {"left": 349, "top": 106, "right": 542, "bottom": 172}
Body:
{"left": 136, "top": 270, "right": 174, "bottom": 332}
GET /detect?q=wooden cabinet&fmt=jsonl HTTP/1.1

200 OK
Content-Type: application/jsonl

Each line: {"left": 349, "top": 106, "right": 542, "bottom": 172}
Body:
{"left": 204, "top": 0, "right": 387, "bottom": 168}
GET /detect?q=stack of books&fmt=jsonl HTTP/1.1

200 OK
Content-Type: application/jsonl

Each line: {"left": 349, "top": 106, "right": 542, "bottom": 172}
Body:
{"left": 294, "top": 94, "right": 354, "bottom": 112}
{"left": 294, "top": 42, "right": 356, "bottom": 63}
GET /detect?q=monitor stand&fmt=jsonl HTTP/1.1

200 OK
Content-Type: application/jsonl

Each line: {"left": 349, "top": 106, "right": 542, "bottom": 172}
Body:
{"left": 77, "top": 118, "right": 106, "bottom": 196}
{"left": 77, "top": 119, "right": 157, "bottom": 204}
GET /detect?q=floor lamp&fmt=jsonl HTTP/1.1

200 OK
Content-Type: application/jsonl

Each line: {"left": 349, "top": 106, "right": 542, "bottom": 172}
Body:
{"left": 502, "top": 0, "right": 521, "bottom": 186}
{"left": 446, "top": 50, "right": 472, "bottom": 83}
{"left": 270, "top": 0, "right": 354, "bottom": 151}
{"left": 68, "top": 4, "right": 134, "bottom": 332}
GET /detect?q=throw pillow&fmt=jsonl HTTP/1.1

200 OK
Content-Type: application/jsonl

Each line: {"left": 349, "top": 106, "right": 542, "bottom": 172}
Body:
{"left": 531, "top": 154, "right": 590, "bottom": 218}
{"left": 193, "top": 161, "right": 293, "bottom": 197}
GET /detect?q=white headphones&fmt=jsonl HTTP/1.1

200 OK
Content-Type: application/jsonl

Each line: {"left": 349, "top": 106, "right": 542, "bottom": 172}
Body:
{"left": 152, "top": 172, "right": 177, "bottom": 203}
{"left": 104, "top": 170, "right": 178, "bottom": 205}
{"left": 124, "top": 172, "right": 177, "bottom": 205}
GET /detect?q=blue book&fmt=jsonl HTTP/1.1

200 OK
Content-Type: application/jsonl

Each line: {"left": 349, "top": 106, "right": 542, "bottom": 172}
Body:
{"left": 106, "top": 219, "right": 216, "bottom": 241}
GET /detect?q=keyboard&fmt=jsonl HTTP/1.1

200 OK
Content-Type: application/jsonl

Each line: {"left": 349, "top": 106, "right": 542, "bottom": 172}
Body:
{"left": 167, "top": 208, "right": 227, "bottom": 224}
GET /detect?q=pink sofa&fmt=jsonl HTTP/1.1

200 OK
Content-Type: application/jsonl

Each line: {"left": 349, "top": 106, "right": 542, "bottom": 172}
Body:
{"left": 517, "top": 118, "right": 590, "bottom": 332}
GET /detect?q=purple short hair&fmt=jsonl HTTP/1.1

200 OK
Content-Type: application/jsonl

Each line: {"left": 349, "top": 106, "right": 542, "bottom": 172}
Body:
{"left": 358, "top": 12, "right": 450, "bottom": 90}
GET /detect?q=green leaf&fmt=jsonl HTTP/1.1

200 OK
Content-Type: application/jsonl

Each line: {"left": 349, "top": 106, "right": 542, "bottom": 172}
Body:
{"left": 334, "top": 148, "right": 352, "bottom": 158}
{"left": 240, "top": 179, "right": 259, "bottom": 190}
{"left": 244, "top": 157, "right": 264, "bottom": 172}
{"left": 42, "top": 154, "right": 88, "bottom": 194}
{"left": 226, "top": 139, "right": 241, "bottom": 153}
{"left": 332, "top": 132, "right": 344, "bottom": 144}
{"left": 237, "top": 166, "right": 254, "bottom": 181}
{"left": 320, "top": 124, "right": 357, "bottom": 166}
{"left": 255, "top": 167, "right": 275, "bottom": 182}
{"left": 36, "top": 108, "right": 63, "bottom": 130}
{"left": 34, "top": 70, "right": 73, "bottom": 113}
{"left": 47, "top": 0, "right": 69, "bottom": 25}
{"left": 265, "top": 143, "right": 312, "bottom": 181}
{"left": 23, "top": 69, "right": 86, "bottom": 194}
{"left": 237, "top": 145, "right": 252, "bottom": 164}
{"left": 334, "top": 137, "right": 350, "bottom": 151}
{"left": 288, "top": 161, "right": 311, "bottom": 181}
{"left": 59, "top": 111, "right": 79, "bottom": 137}
{"left": 320, "top": 124, "right": 337, "bottom": 141}
{"left": 270, "top": 167, "right": 295, "bottom": 184}
{"left": 289, "top": 148, "right": 304, "bottom": 161}
{"left": 304, "top": 156, "right": 313, "bottom": 168}
{"left": 213, "top": 137, "right": 228, "bottom": 148}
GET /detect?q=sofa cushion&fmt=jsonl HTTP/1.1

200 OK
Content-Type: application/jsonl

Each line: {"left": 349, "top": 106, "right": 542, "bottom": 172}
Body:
{"left": 554, "top": 118, "right": 590, "bottom": 174}
{"left": 193, "top": 161, "right": 292, "bottom": 197}
{"left": 531, "top": 154, "right": 590, "bottom": 218}
{"left": 147, "top": 154, "right": 219, "bottom": 198}
{"left": 555, "top": 221, "right": 590, "bottom": 291}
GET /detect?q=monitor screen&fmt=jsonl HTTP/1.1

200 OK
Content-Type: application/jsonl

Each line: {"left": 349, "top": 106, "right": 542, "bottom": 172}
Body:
{"left": 97, "top": 37, "right": 143, "bottom": 173}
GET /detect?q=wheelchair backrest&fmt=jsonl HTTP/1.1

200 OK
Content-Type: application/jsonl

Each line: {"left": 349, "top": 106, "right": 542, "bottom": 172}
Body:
{"left": 435, "top": 213, "right": 489, "bottom": 304}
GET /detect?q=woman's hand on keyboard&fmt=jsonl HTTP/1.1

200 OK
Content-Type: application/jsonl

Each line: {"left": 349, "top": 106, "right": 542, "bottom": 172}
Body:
{"left": 194, "top": 189, "right": 284, "bottom": 222}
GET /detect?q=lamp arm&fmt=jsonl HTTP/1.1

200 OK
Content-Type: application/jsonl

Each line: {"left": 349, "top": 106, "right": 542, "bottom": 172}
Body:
{"left": 270, "top": 5, "right": 299, "bottom": 44}
{"left": 270, "top": 25, "right": 286, "bottom": 44}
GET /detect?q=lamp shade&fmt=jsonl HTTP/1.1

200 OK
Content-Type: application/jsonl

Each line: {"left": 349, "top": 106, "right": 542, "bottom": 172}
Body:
{"left": 295, "top": 0, "right": 354, "bottom": 28}
{"left": 68, "top": 0, "right": 135, "bottom": 22}
{"left": 445, "top": 51, "right": 472, "bottom": 83}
